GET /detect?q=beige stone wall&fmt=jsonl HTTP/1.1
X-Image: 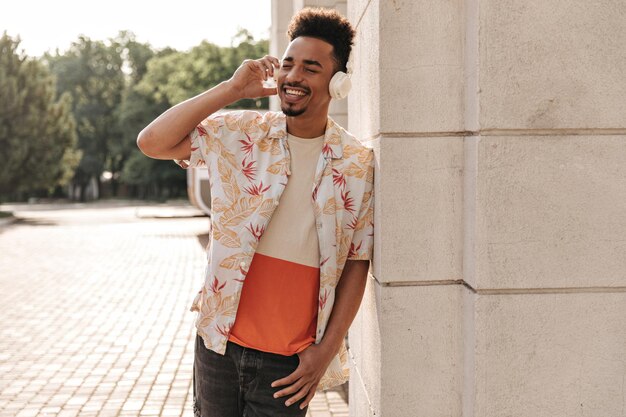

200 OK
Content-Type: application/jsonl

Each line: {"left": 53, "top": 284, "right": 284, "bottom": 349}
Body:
{"left": 271, "top": 1, "right": 626, "bottom": 416}
{"left": 346, "top": 0, "right": 626, "bottom": 416}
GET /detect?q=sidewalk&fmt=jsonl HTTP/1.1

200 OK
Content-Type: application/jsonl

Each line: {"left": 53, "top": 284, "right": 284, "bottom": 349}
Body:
{"left": 0, "top": 201, "right": 349, "bottom": 417}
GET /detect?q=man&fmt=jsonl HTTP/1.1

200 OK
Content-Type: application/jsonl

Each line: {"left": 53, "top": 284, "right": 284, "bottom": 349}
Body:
{"left": 137, "top": 7, "right": 373, "bottom": 417}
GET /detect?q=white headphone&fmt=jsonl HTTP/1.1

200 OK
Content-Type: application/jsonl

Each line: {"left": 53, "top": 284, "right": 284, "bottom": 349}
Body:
{"left": 328, "top": 55, "right": 353, "bottom": 100}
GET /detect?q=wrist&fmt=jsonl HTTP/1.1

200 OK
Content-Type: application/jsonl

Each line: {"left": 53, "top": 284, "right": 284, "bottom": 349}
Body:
{"left": 317, "top": 336, "right": 341, "bottom": 359}
{"left": 221, "top": 79, "right": 245, "bottom": 102}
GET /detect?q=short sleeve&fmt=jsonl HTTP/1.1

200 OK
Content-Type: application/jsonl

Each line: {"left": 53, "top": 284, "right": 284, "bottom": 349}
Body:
{"left": 173, "top": 114, "right": 224, "bottom": 169}
{"left": 347, "top": 149, "right": 375, "bottom": 260}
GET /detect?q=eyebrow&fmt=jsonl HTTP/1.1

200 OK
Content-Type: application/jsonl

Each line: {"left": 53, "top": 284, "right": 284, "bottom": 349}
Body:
{"left": 282, "top": 57, "right": 323, "bottom": 69}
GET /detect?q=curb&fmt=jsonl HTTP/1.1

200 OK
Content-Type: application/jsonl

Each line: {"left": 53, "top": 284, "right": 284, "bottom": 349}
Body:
{"left": 0, "top": 216, "right": 17, "bottom": 228}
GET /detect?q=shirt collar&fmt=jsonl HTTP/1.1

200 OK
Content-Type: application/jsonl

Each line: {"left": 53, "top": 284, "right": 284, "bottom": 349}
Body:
{"left": 264, "top": 112, "right": 344, "bottom": 160}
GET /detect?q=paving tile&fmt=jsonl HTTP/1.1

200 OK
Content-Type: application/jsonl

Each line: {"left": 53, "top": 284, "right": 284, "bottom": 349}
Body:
{"left": 0, "top": 202, "right": 350, "bottom": 417}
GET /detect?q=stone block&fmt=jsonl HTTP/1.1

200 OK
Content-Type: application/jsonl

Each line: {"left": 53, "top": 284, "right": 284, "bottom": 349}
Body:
{"left": 381, "top": 284, "right": 466, "bottom": 416}
{"left": 474, "top": 292, "right": 626, "bottom": 417}
{"left": 349, "top": 0, "right": 380, "bottom": 140}
{"left": 347, "top": 0, "right": 371, "bottom": 25}
{"left": 379, "top": 0, "right": 465, "bottom": 133}
{"left": 348, "top": 274, "right": 381, "bottom": 413}
{"left": 479, "top": 0, "right": 626, "bottom": 129}
{"left": 474, "top": 135, "right": 626, "bottom": 289}
{"left": 374, "top": 136, "right": 464, "bottom": 283}
{"left": 350, "top": 282, "right": 467, "bottom": 416}
{"left": 348, "top": 366, "right": 376, "bottom": 417}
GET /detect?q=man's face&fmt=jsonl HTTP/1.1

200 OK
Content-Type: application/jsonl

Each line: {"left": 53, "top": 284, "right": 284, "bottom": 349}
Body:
{"left": 278, "top": 36, "right": 335, "bottom": 119}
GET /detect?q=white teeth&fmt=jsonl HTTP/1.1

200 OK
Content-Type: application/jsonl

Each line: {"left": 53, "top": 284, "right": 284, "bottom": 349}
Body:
{"left": 285, "top": 89, "right": 306, "bottom": 96}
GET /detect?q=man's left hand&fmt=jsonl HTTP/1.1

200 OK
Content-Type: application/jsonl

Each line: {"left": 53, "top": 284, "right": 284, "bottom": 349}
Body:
{"left": 271, "top": 343, "right": 335, "bottom": 409}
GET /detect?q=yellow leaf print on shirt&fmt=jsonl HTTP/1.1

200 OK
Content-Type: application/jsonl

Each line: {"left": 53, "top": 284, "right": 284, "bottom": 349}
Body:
{"left": 343, "top": 162, "right": 367, "bottom": 179}
{"left": 212, "top": 222, "right": 240, "bottom": 248}
{"left": 257, "top": 138, "right": 283, "bottom": 155}
{"left": 342, "top": 144, "right": 363, "bottom": 158}
{"left": 221, "top": 196, "right": 262, "bottom": 227}
{"left": 257, "top": 199, "right": 277, "bottom": 219}
{"left": 266, "top": 157, "right": 290, "bottom": 175}
{"left": 219, "top": 253, "right": 253, "bottom": 270}
{"left": 224, "top": 113, "right": 261, "bottom": 137}
{"left": 199, "top": 291, "right": 238, "bottom": 328}
{"left": 211, "top": 197, "right": 231, "bottom": 213}
{"left": 207, "top": 134, "right": 238, "bottom": 168}
{"left": 323, "top": 198, "right": 336, "bottom": 215}
{"left": 218, "top": 159, "right": 241, "bottom": 203}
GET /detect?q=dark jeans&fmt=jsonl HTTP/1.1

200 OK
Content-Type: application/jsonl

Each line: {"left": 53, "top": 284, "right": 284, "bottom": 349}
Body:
{"left": 193, "top": 334, "right": 308, "bottom": 417}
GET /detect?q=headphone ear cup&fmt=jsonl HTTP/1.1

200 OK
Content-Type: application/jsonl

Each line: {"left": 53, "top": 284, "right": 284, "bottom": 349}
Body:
{"left": 329, "top": 71, "right": 352, "bottom": 100}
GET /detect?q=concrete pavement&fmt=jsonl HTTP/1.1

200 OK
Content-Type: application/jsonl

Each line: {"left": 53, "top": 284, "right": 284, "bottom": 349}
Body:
{"left": 0, "top": 201, "right": 348, "bottom": 417}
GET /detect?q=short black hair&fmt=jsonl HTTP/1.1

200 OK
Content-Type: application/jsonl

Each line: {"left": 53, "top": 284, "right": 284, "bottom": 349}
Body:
{"left": 287, "top": 7, "right": 355, "bottom": 73}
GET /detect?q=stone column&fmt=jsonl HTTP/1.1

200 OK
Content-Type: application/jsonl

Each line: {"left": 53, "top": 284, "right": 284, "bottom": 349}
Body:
{"left": 347, "top": 0, "right": 626, "bottom": 416}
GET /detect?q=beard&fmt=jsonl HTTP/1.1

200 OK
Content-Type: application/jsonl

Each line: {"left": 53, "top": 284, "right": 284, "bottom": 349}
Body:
{"left": 281, "top": 102, "right": 306, "bottom": 117}
{"left": 280, "top": 83, "right": 310, "bottom": 117}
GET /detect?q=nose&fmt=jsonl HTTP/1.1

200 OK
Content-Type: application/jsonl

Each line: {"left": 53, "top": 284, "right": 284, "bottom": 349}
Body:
{"left": 283, "top": 65, "right": 304, "bottom": 84}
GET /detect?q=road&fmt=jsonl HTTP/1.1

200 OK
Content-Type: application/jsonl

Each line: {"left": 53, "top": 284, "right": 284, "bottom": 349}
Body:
{"left": 0, "top": 201, "right": 348, "bottom": 417}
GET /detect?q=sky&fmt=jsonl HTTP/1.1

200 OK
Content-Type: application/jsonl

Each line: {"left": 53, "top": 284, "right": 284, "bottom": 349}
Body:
{"left": 1, "top": 0, "right": 271, "bottom": 57}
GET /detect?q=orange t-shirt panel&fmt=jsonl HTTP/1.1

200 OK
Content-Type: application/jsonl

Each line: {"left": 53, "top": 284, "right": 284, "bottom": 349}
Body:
{"left": 228, "top": 253, "right": 320, "bottom": 356}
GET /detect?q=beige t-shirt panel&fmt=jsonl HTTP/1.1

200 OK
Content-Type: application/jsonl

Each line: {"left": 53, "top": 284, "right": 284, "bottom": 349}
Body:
{"left": 254, "top": 134, "right": 324, "bottom": 268}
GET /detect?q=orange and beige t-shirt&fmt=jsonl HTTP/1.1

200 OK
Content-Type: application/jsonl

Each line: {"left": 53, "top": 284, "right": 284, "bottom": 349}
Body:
{"left": 228, "top": 133, "right": 324, "bottom": 355}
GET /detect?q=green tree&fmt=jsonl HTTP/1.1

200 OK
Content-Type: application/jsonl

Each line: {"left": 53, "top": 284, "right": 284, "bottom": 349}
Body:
{"left": 44, "top": 36, "right": 125, "bottom": 201}
{"left": 225, "top": 29, "right": 270, "bottom": 109}
{"left": 136, "top": 31, "right": 269, "bottom": 109}
{"left": 113, "top": 34, "right": 185, "bottom": 200}
{"left": 108, "top": 32, "right": 165, "bottom": 196}
{"left": 0, "top": 32, "right": 80, "bottom": 200}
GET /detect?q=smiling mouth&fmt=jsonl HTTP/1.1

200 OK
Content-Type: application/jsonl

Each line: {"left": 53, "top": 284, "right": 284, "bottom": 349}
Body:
{"left": 282, "top": 85, "right": 310, "bottom": 100}
{"left": 285, "top": 88, "right": 306, "bottom": 96}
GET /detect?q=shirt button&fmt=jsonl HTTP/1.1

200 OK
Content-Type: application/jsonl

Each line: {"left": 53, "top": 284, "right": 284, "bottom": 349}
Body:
{"left": 240, "top": 261, "right": 247, "bottom": 268}
{"left": 316, "top": 222, "right": 322, "bottom": 229}
{"left": 273, "top": 200, "right": 279, "bottom": 207}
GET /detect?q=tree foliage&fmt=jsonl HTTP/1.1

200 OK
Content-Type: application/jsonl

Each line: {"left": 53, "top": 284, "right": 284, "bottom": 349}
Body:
{"left": 3, "top": 29, "right": 268, "bottom": 201}
{"left": 44, "top": 35, "right": 126, "bottom": 200}
{"left": 0, "top": 32, "right": 80, "bottom": 199}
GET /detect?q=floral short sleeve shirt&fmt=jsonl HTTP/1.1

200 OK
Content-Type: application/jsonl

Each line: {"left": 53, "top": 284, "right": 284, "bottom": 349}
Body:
{"left": 175, "top": 110, "right": 374, "bottom": 390}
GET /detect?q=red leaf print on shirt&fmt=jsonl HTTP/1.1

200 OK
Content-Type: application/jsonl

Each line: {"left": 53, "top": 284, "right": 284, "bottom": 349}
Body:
{"left": 239, "top": 133, "right": 254, "bottom": 161}
{"left": 245, "top": 223, "right": 265, "bottom": 241}
{"left": 332, "top": 168, "right": 346, "bottom": 190}
{"left": 197, "top": 125, "right": 208, "bottom": 136}
{"left": 322, "top": 143, "right": 336, "bottom": 158}
{"left": 241, "top": 160, "right": 257, "bottom": 181}
{"left": 319, "top": 289, "right": 329, "bottom": 310}
{"left": 348, "top": 241, "right": 363, "bottom": 258}
{"left": 209, "top": 276, "right": 226, "bottom": 293}
{"left": 244, "top": 181, "right": 270, "bottom": 196}
{"left": 341, "top": 190, "right": 355, "bottom": 214}
{"left": 346, "top": 215, "right": 358, "bottom": 230}
{"left": 215, "top": 323, "right": 232, "bottom": 337}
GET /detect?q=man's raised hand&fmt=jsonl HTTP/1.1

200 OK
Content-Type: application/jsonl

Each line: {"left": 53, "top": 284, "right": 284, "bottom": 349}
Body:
{"left": 228, "top": 55, "right": 280, "bottom": 100}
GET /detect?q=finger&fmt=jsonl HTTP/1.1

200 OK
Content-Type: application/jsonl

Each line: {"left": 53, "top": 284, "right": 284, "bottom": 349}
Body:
{"left": 260, "top": 87, "right": 278, "bottom": 97}
{"left": 262, "top": 55, "right": 280, "bottom": 75}
{"left": 271, "top": 368, "right": 302, "bottom": 388}
{"left": 285, "top": 383, "right": 312, "bottom": 407}
{"left": 248, "top": 60, "right": 267, "bottom": 80}
{"left": 258, "top": 57, "right": 274, "bottom": 77}
{"left": 273, "top": 378, "right": 305, "bottom": 398}
{"left": 300, "top": 388, "right": 317, "bottom": 410}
